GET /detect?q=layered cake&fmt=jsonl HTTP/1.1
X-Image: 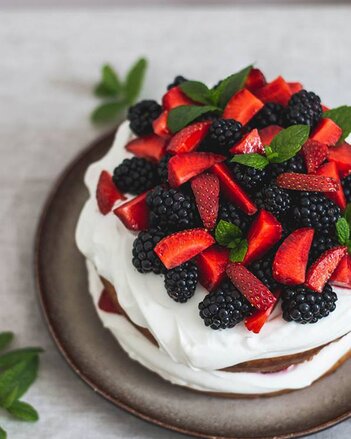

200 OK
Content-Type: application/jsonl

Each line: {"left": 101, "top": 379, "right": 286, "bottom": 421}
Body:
{"left": 76, "top": 67, "right": 351, "bottom": 396}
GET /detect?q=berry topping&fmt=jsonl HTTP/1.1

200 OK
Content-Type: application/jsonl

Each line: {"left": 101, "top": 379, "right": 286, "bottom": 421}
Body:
{"left": 259, "top": 125, "right": 282, "bottom": 145}
{"left": 153, "top": 111, "right": 170, "bottom": 139}
{"left": 157, "top": 152, "right": 171, "bottom": 183}
{"left": 162, "top": 86, "right": 193, "bottom": 110}
{"left": 126, "top": 134, "right": 166, "bottom": 162}
{"left": 316, "top": 161, "right": 346, "bottom": 210}
{"left": 249, "top": 253, "right": 279, "bottom": 291}
{"left": 96, "top": 170, "right": 126, "bottom": 215}
{"left": 283, "top": 90, "right": 322, "bottom": 128}
{"left": 229, "top": 129, "right": 265, "bottom": 155}
{"left": 255, "top": 184, "right": 292, "bottom": 220}
{"left": 191, "top": 173, "right": 220, "bottom": 230}
{"left": 229, "top": 162, "right": 268, "bottom": 193}
{"left": 269, "top": 155, "right": 307, "bottom": 179}
{"left": 114, "top": 192, "right": 149, "bottom": 231}
{"left": 311, "top": 118, "right": 342, "bottom": 146}
{"left": 223, "top": 89, "right": 264, "bottom": 126}
{"left": 202, "top": 119, "right": 243, "bottom": 155}
{"left": 302, "top": 139, "right": 329, "bottom": 174}
{"left": 245, "top": 68, "right": 266, "bottom": 92}
{"left": 288, "top": 82, "right": 303, "bottom": 94}
{"left": 330, "top": 255, "right": 351, "bottom": 289}
{"left": 128, "top": 100, "right": 162, "bottom": 136}
{"left": 167, "top": 75, "right": 188, "bottom": 90}
{"left": 195, "top": 245, "right": 229, "bottom": 292}
{"left": 165, "top": 261, "right": 198, "bottom": 303}
{"left": 247, "top": 102, "right": 284, "bottom": 130}
{"left": 255, "top": 76, "right": 292, "bottom": 106}
{"left": 276, "top": 173, "right": 340, "bottom": 192}
{"left": 309, "top": 233, "right": 339, "bottom": 265}
{"left": 245, "top": 297, "right": 278, "bottom": 334}
{"left": 217, "top": 201, "right": 251, "bottom": 233}
{"left": 342, "top": 174, "right": 351, "bottom": 203}
{"left": 167, "top": 121, "right": 211, "bottom": 154}
{"left": 132, "top": 229, "right": 166, "bottom": 274}
{"left": 329, "top": 142, "right": 351, "bottom": 178}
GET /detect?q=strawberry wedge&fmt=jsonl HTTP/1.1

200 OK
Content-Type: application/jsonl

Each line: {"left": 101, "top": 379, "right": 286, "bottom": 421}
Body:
{"left": 329, "top": 142, "right": 351, "bottom": 178}
{"left": 316, "top": 161, "right": 346, "bottom": 210}
{"left": 245, "top": 290, "right": 281, "bottom": 334}
{"left": 223, "top": 89, "right": 264, "bottom": 125}
{"left": 276, "top": 173, "right": 340, "bottom": 192}
{"left": 302, "top": 139, "right": 329, "bottom": 174}
{"left": 255, "top": 76, "right": 292, "bottom": 106}
{"left": 96, "top": 170, "right": 126, "bottom": 215}
{"left": 259, "top": 125, "right": 282, "bottom": 145}
{"left": 311, "top": 118, "right": 342, "bottom": 147}
{"left": 195, "top": 245, "right": 230, "bottom": 292}
{"left": 113, "top": 192, "right": 149, "bottom": 231}
{"left": 153, "top": 111, "right": 170, "bottom": 138}
{"left": 191, "top": 173, "right": 220, "bottom": 230}
{"left": 229, "top": 129, "right": 265, "bottom": 155}
{"left": 126, "top": 135, "right": 166, "bottom": 162}
{"left": 245, "top": 68, "right": 267, "bottom": 92}
{"left": 167, "top": 121, "right": 211, "bottom": 154}
{"left": 162, "top": 86, "right": 193, "bottom": 110}
{"left": 330, "top": 255, "right": 351, "bottom": 289}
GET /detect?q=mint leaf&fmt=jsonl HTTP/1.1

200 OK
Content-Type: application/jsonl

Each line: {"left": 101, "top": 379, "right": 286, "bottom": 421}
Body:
{"left": 269, "top": 125, "right": 310, "bottom": 163}
{"left": 231, "top": 153, "right": 269, "bottom": 170}
{"left": 180, "top": 81, "right": 212, "bottom": 105}
{"left": 2, "top": 385, "right": 19, "bottom": 409}
{"left": 212, "top": 65, "right": 252, "bottom": 108}
{"left": 91, "top": 102, "right": 126, "bottom": 124}
{"left": 215, "top": 220, "right": 243, "bottom": 247}
{"left": 229, "top": 239, "right": 248, "bottom": 263}
{"left": 324, "top": 106, "right": 351, "bottom": 142}
{"left": 0, "top": 426, "right": 6, "bottom": 439}
{"left": 345, "top": 204, "right": 351, "bottom": 225}
{"left": 0, "top": 333, "right": 13, "bottom": 352}
{"left": 0, "top": 348, "right": 43, "bottom": 370}
{"left": 336, "top": 218, "right": 350, "bottom": 245}
{"left": 167, "top": 105, "right": 220, "bottom": 133}
{"left": 124, "top": 58, "right": 147, "bottom": 105}
{"left": 102, "top": 65, "right": 121, "bottom": 94}
{"left": 7, "top": 401, "right": 39, "bottom": 422}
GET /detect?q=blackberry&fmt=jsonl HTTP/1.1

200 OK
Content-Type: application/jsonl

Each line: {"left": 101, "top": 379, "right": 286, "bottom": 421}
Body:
{"left": 255, "top": 184, "right": 292, "bottom": 220}
{"left": 229, "top": 162, "right": 268, "bottom": 192}
{"left": 249, "top": 254, "right": 279, "bottom": 291}
{"left": 201, "top": 119, "right": 242, "bottom": 155}
{"left": 293, "top": 192, "right": 341, "bottom": 234}
{"left": 342, "top": 175, "right": 351, "bottom": 203}
{"left": 218, "top": 201, "right": 251, "bottom": 233}
{"left": 247, "top": 102, "right": 283, "bottom": 130}
{"left": 113, "top": 157, "right": 159, "bottom": 195}
{"left": 167, "top": 75, "right": 188, "bottom": 90}
{"left": 165, "top": 262, "right": 198, "bottom": 303}
{"left": 309, "top": 234, "right": 339, "bottom": 264}
{"left": 132, "top": 229, "right": 166, "bottom": 274}
{"left": 199, "top": 279, "right": 253, "bottom": 330}
{"left": 282, "top": 284, "right": 337, "bottom": 324}
{"left": 147, "top": 186, "right": 198, "bottom": 232}
{"left": 283, "top": 90, "right": 322, "bottom": 128}
{"left": 128, "top": 100, "right": 162, "bottom": 136}
{"left": 269, "top": 155, "right": 306, "bottom": 180}
{"left": 158, "top": 153, "right": 171, "bottom": 183}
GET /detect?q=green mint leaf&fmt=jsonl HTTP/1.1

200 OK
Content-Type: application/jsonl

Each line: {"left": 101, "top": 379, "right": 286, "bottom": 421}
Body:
{"left": 179, "top": 81, "right": 212, "bottom": 105}
{"left": 94, "top": 83, "right": 115, "bottom": 98}
{"left": 0, "top": 348, "right": 43, "bottom": 370}
{"left": 231, "top": 153, "right": 269, "bottom": 170}
{"left": 269, "top": 125, "right": 310, "bottom": 163}
{"left": 124, "top": 57, "right": 148, "bottom": 105}
{"left": 0, "top": 333, "right": 14, "bottom": 352}
{"left": 211, "top": 65, "right": 252, "bottom": 108}
{"left": 336, "top": 218, "right": 350, "bottom": 245}
{"left": 215, "top": 220, "right": 243, "bottom": 247}
{"left": 7, "top": 400, "right": 39, "bottom": 422}
{"left": 324, "top": 106, "right": 351, "bottom": 142}
{"left": 102, "top": 64, "right": 121, "bottom": 94}
{"left": 229, "top": 239, "right": 248, "bottom": 263}
{"left": 91, "top": 101, "right": 126, "bottom": 124}
{"left": 344, "top": 203, "right": 351, "bottom": 226}
{"left": 167, "top": 105, "right": 220, "bottom": 133}
{"left": 2, "top": 385, "right": 19, "bottom": 409}
{"left": 0, "top": 426, "right": 7, "bottom": 439}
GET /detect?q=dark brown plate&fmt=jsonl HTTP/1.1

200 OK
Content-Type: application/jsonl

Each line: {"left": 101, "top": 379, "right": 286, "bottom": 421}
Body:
{"left": 35, "top": 129, "right": 351, "bottom": 439}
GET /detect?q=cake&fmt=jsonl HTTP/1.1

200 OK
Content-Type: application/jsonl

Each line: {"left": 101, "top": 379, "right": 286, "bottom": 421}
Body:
{"left": 76, "top": 67, "right": 351, "bottom": 396}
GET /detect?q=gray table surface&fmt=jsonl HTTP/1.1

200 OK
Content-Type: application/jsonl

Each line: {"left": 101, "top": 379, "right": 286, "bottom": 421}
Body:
{"left": 1, "top": 5, "right": 351, "bottom": 438}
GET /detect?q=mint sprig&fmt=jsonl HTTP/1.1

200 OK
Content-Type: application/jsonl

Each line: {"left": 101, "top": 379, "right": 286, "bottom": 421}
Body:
{"left": 212, "top": 65, "right": 253, "bottom": 108}
{"left": 179, "top": 81, "right": 213, "bottom": 105}
{"left": 215, "top": 220, "right": 248, "bottom": 262}
{"left": 167, "top": 105, "right": 220, "bottom": 133}
{"left": 231, "top": 153, "right": 269, "bottom": 171}
{"left": 324, "top": 106, "right": 351, "bottom": 142}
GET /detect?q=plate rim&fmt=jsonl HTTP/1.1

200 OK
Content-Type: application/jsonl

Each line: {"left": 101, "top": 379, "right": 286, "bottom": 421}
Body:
{"left": 33, "top": 128, "right": 351, "bottom": 439}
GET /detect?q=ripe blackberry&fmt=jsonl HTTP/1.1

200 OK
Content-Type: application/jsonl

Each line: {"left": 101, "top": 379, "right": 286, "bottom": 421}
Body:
{"left": 128, "top": 100, "right": 162, "bottom": 136}
{"left": 269, "top": 155, "right": 306, "bottom": 180}
{"left": 282, "top": 284, "right": 337, "bottom": 324}
{"left": 201, "top": 119, "right": 243, "bottom": 155}
{"left": 113, "top": 157, "right": 160, "bottom": 195}
{"left": 158, "top": 153, "right": 171, "bottom": 183}
{"left": 255, "top": 184, "right": 292, "bottom": 220}
{"left": 167, "top": 75, "right": 188, "bottom": 90}
{"left": 132, "top": 229, "right": 166, "bottom": 274}
{"left": 146, "top": 186, "right": 198, "bottom": 232}
{"left": 165, "top": 261, "right": 198, "bottom": 303}
{"left": 249, "top": 254, "right": 279, "bottom": 291}
{"left": 247, "top": 102, "right": 284, "bottom": 130}
{"left": 229, "top": 162, "right": 268, "bottom": 192}
{"left": 342, "top": 175, "right": 351, "bottom": 203}
{"left": 199, "top": 279, "right": 253, "bottom": 330}
{"left": 309, "top": 233, "right": 339, "bottom": 264}
{"left": 218, "top": 201, "right": 251, "bottom": 233}
{"left": 293, "top": 192, "right": 340, "bottom": 234}
{"left": 283, "top": 90, "right": 322, "bottom": 128}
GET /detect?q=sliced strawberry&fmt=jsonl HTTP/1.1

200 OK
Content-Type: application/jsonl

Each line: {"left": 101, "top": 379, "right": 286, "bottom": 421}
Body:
{"left": 306, "top": 246, "right": 348, "bottom": 293}
{"left": 195, "top": 245, "right": 230, "bottom": 291}
{"left": 126, "top": 134, "right": 166, "bottom": 162}
{"left": 153, "top": 111, "right": 171, "bottom": 138}
{"left": 154, "top": 228, "right": 215, "bottom": 269}
{"left": 316, "top": 161, "right": 347, "bottom": 210}
{"left": 210, "top": 163, "right": 257, "bottom": 215}
{"left": 302, "top": 139, "right": 329, "bottom": 174}
{"left": 223, "top": 89, "right": 264, "bottom": 125}
{"left": 243, "top": 210, "right": 282, "bottom": 265}
{"left": 98, "top": 289, "right": 122, "bottom": 314}
{"left": 226, "top": 263, "right": 277, "bottom": 311}
{"left": 191, "top": 173, "right": 219, "bottom": 230}
{"left": 288, "top": 82, "right": 303, "bottom": 94}
{"left": 96, "top": 170, "right": 126, "bottom": 215}
{"left": 113, "top": 192, "right": 149, "bottom": 231}
{"left": 255, "top": 76, "right": 292, "bottom": 106}
{"left": 162, "top": 86, "right": 194, "bottom": 110}
{"left": 168, "top": 152, "right": 225, "bottom": 187}
{"left": 322, "top": 104, "right": 330, "bottom": 112}
{"left": 330, "top": 255, "right": 351, "bottom": 289}
{"left": 276, "top": 172, "right": 339, "bottom": 192}
{"left": 229, "top": 129, "right": 265, "bottom": 154}
{"left": 167, "top": 121, "right": 211, "bottom": 154}
{"left": 245, "top": 290, "right": 281, "bottom": 334}
{"left": 245, "top": 68, "right": 267, "bottom": 92}
{"left": 311, "top": 118, "right": 342, "bottom": 146}
{"left": 329, "top": 142, "right": 351, "bottom": 178}
{"left": 259, "top": 125, "right": 282, "bottom": 145}
{"left": 273, "top": 228, "right": 315, "bottom": 285}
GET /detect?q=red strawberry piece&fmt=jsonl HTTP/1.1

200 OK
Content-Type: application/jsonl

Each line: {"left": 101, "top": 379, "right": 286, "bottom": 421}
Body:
{"left": 316, "top": 161, "right": 347, "bottom": 210}
{"left": 113, "top": 192, "right": 149, "bottom": 231}
{"left": 243, "top": 210, "right": 282, "bottom": 265}
{"left": 154, "top": 228, "right": 215, "bottom": 269}
{"left": 168, "top": 152, "right": 225, "bottom": 187}
{"left": 162, "top": 86, "right": 194, "bottom": 110}
{"left": 96, "top": 170, "right": 126, "bottom": 215}
{"left": 223, "top": 89, "right": 264, "bottom": 125}
{"left": 322, "top": 104, "right": 330, "bottom": 112}
{"left": 276, "top": 172, "right": 340, "bottom": 192}
{"left": 191, "top": 173, "right": 219, "bottom": 230}
{"left": 302, "top": 139, "right": 329, "bottom": 174}
{"left": 126, "top": 134, "right": 166, "bottom": 162}
{"left": 167, "top": 121, "right": 211, "bottom": 154}
{"left": 226, "top": 263, "right": 277, "bottom": 311}
{"left": 330, "top": 255, "right": 351, "bottom": 289}
{"left": 245, "top": 68, "right": 267, "bottom": 92}
{"left": 306, "top": 246, "right": 348, "bottom": 293}
{"left": 273, "top": 228, "right": 315, "bottom": 285}
{"left": 210, "top": 163, "right": 257, "bottom": 215}
{"left": 229, "top": 129, "right": 265, "bottom": 154}
{"left": 329, "top": 142, "right": 351, "bottom": 178}
{"left": 254, "top": 76, "right": 292, "bottom": 106}
{"left": 195, "top": 245, "right": 230, "bottom": 291}
{"left": 245, "top": 290, "right": 281, "bottom": 334}
{"left": 153, "top": 111, "right": 171, "bottom": 139}
{"left": 259, "top": 125, "right": 282, "bottom": 145}
{"left": 311, "top": 118, "right": 342, "bottom": 146}
{"left": 288, "top": 82, "right": 303, "bottom": 94}
{"left": 98, "top": 289, "right": 122, "bottom": 314}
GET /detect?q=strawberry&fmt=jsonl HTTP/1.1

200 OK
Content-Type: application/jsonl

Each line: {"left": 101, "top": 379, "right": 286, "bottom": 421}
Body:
{"left": 273, "top": 228, "right": 315, "bottom": 285}
{"left": 168, "top": 152, "right": 225, "bottom": 187}
{"left": 210, "top": 163, "right": 257, "bottom": 215}
{"left": 153, "top": 111, "right": 170, "bottom": 138}
{"left": 245, "top": 290, "right": 281, "bottom": 333}
{"left": 226, "top": 263, "right": 277, "bottom": 311}
{"left": 167, "top": 121, "right": 211, "bottom": 154}
{"left": 288, "top": 82, "right": 303, "bottom": 94}
{"left": 306, "top": 246, "right": 348, "bottom": 292}
{"left": 245, "top": 68, "right": 267, "bottom": 92}
{"left": 126, "top": 134, "right": 166, "bottom": 162}
{"left": 322, "top": 104, "right": 330, "bottom": 112}
{"left": 311, "top": 118, "right": 342, "bottom": 146}
{"left": 162, "top": 86, "right": 194, "bottom": 110}
{"left": 98, "top": 289, "right": 121, "bottom": 314}
{"left": 330, "top": 254, "right": 351, "bottom": 289}
{"left": 316, "top": 161, "right": 347, "bottom": 210}
{"left": 254, "top": 76, "right": 292, "bottom": 106}
{"left": 276, "top": 172, "right": 340, "bottom": 192}
{"left": 191, "top": 173, "right": 219, "bottom": 230}
{"left": 229, "top": 129, "right": 265, "bottom": 154}
{"left": 96, "top": 170, "right": 126, "bottom": 215}
{"left": 302, "top": 139, "right": 329, "bottom": 174}
{"left": 259, "top": 125, "right": 282, "bottom": 145}
{"left": 195, "top": 245, "right": 230, "bottom": 291}
{"left": 243, "top": 210, "right": 282, "bottom": 265}
{"left": 223, "top": 89, "right": 264, "bottom": 125}
{"left": 329, "top": 142, "right": 351, "bottom": 178}
{"left": 154, "top": 228, "right": 215, "bottom": 269}
{"left": 113, "top": 192, "right": 149, "bottom": 231}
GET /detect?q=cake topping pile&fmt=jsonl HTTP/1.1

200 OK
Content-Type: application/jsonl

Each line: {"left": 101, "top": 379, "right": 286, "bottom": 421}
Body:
{"left": 95, "top": 66, "right": 351, "bottom": 333}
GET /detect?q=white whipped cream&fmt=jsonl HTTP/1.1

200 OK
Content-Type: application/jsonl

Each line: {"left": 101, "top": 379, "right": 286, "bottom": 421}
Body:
{"left": 76, "top": 121, "right": 351, "bottom": 375}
